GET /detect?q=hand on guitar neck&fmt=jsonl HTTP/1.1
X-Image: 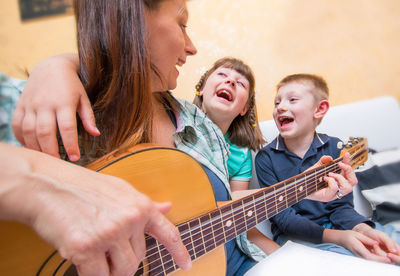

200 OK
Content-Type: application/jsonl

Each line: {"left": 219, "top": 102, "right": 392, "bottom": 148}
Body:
{"left": 306, "top": 152, "right": 357, "bottom": 202}
{"left": 232, "top": 153, "right": 357, "bottom": 202}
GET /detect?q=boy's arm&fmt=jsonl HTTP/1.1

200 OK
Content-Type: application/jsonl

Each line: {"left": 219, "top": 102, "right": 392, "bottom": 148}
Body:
{"left": 327, "top": 193, "right": 374, "bottom": 230}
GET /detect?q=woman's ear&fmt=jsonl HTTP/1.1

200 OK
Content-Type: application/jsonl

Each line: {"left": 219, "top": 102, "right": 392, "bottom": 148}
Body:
{"left": 314, "top": 100, "right": 329, "bottom": 119}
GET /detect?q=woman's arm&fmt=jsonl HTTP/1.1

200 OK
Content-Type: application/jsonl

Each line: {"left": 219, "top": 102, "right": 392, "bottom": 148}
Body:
{"left": 0, "top": 143, "right": 191, "bottom": 275}
{"left": 12, "top": 54, "right": 98, "bottom": 161}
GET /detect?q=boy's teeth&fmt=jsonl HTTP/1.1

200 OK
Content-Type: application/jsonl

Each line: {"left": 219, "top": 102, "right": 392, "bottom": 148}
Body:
{"left": 176, "top": 61, "right": 183, "bottom": 66}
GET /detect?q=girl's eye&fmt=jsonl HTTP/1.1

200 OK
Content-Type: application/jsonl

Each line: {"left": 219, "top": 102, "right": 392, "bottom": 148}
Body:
{"left": 237, "top": 81, "right": 245, "bottom": 88}
{"left": 274, "top": 100, "right": 280, "bottom": 106}
{"left": 290, "top": 98, "right": 298, "bottom": 102}
{"left": 217, "top": 72, "right": 226, "bottom": 77}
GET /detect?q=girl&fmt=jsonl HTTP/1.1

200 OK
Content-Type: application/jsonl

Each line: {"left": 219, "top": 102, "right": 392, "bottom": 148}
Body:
{"left": 193, "top": 57, "right": 280, "bottom": 257}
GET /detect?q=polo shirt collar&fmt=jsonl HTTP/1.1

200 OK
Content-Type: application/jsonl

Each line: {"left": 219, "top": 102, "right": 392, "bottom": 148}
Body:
{"left": 271, "top": 132, "right": 330, "bottom": 152}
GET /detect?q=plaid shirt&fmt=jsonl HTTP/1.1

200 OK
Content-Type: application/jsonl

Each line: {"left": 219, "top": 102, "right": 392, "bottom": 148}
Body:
{"left": 173, "top": 98, "right": 232, "bottom": 194}
{"left": 0, "top": 73, "right": 24, "bottom": 146}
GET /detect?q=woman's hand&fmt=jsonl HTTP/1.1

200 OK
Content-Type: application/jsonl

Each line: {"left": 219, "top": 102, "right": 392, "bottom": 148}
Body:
{"left": 0, "top": 143, "right": 192, "bottom": 276}
{"left": 12, "top": 54, "right": 98, "bottom": 161}
{"left": 322, "top": 228, "right": 392, "bottom": 264}
{"left": 307, "top": 153, "right": 357, "bottom": 202}
{"left": 353, "top": 223, "right": 400, "bottom": 264}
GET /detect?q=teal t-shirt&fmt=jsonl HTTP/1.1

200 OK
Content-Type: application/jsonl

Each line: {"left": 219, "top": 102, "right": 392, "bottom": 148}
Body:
{"left": 225, "top": 134, "right": 253, "bottom": 181}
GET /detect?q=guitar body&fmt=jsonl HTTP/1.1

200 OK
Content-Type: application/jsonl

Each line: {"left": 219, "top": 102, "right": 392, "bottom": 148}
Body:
{"left": 0, "top": 146, "right": 226, "bottom": 275}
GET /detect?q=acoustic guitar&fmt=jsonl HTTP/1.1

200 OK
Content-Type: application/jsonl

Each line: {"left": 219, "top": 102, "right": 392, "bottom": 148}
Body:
{"left": 0, "top": 138, "right": 368, "bottom": 275}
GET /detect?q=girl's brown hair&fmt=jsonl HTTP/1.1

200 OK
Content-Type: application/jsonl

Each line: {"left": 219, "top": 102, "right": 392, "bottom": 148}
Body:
{"left": 193, "top": 57, "right": 265, "bottom": 151}
{"left": 73, "top": 0, "right": 163, "bottom": 163}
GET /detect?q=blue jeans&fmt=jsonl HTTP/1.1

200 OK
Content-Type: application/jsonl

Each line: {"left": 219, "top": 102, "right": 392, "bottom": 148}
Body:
{"left": 234, "top": 259, "right": 257, "bottom": 276}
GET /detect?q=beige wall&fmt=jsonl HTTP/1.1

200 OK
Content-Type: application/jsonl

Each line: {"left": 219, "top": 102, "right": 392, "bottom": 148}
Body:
{"left": 1, "top": 0, "right": 399, "bottom": 121}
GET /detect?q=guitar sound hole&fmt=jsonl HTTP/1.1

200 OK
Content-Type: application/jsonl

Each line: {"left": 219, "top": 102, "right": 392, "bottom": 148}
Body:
{"left": 64, "top": 264, "right": 78, "bottom": 276}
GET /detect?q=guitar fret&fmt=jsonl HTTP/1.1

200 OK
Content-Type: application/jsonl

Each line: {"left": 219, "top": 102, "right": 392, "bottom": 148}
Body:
{"left": 283, "top": 181, "right": 289, "bottom": 209}
{"left": 241, "top": 198, "right": 249, "bottom": 232}
{"left": 208, "top": 212, "right": 217, "bottom": 248}
{"left": 177, "top": 223, "right": 193, "bottom": 261}
{"left": 275, "top": 183, "right": 287, "bottom": 214}
{"left": 221, "top": 205, "right": 235, "bottom": 242}
{"left": 198, "top": 218, "right": 207, "bottom": 254}
{"left": 189, "top": 219, "right": 205, "bottom": 257}
{"left": 211, "top": 209, "right": 225, "bottom": 247}
{"left": 230, "top": 202, "right": 239, "bottom": 237}
{"left": 156, "top": 240, "right": 166, "bottom": 275}
{"left": 187, "top": 220, "right": 197, "bottom": 259}
{"left": 263, "top": 190, "right": 269, "bottom": 220}
{"left": 253, "top": 192, "right": 266, "bottom": 223}
{"left": 145, "top": 237, "right": 161, "bottom": 275}
{"left": 200, "top": 215, "right": 214, "bottom": 253}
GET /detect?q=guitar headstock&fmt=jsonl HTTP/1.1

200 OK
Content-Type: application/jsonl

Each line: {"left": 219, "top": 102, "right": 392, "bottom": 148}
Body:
{"left": 340, "top": 137, "right": 369, "bottom": 169}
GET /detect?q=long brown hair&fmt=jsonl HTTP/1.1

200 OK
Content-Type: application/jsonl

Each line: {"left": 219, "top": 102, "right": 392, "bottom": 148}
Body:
{"left": 193, "top": 57, "right": 265, "bottom": 151}
{"left": 73, "top": 0, "right": 162, "bottom": 163}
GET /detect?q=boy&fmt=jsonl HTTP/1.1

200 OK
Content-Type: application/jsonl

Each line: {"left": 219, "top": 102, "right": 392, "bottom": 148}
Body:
{"left": 255, "top": 74, "right": 400, "bottom": 264}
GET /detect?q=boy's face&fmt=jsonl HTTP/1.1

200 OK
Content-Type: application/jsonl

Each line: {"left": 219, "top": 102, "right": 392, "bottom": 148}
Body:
{"left": 273, "top": 81, "right": 320, "bottom": 140}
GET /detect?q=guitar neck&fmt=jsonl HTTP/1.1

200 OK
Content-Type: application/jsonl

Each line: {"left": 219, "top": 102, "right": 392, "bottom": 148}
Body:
{"left": 141, "top": 139, "right": 368, "bottom": 275}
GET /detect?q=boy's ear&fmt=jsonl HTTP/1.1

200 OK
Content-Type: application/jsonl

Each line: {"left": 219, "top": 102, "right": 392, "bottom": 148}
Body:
{"left": 240, "top": 104, "right": 249, "bottom": 116}
{"left": 314, "top": 100, "right": 329, "bottom": 119}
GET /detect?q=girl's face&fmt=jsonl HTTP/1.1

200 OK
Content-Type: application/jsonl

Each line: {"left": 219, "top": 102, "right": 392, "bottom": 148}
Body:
{"left": 200, "top": 67, "right": 250, "bottom": 124}
{"left": 146, "top": 0, "right": 197, "bottom": 92}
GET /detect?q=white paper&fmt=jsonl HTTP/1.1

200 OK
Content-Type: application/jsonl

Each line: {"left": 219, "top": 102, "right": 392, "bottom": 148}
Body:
{"left": 245, "top": 241, "right": 400, "bottom": 276}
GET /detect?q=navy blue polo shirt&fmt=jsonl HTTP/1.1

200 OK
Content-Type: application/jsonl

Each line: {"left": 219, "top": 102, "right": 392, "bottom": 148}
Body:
{"left": 255, "top": 133, "right": 372, "bottom": 244}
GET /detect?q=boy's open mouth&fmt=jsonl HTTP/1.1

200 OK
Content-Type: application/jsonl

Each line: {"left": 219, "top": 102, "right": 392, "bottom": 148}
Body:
{"left": 279, "top": 116, "right": 294, "bottom": 127}
{"left": 216, "top": 89, "right": 233, "bottom": 101}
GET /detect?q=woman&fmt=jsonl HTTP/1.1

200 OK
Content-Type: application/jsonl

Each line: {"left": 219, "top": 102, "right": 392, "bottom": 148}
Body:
{"left": 11, "top": 0, "right": 358, "bottom": 275}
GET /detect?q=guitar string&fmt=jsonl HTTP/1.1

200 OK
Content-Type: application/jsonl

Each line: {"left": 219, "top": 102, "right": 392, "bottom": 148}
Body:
{"left": 138, "top": 147, "right": 365, "bottom": 274}
{"left": 137, "top": 161, "right": 345, "bottom": 274}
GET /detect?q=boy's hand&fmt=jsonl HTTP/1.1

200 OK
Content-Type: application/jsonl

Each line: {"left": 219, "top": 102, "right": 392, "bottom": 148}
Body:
{"left": 307, "top": 153, "right": 357, "bottom": 202}
{"left": 353, "top": 223, "right": 400, "bottom": 264}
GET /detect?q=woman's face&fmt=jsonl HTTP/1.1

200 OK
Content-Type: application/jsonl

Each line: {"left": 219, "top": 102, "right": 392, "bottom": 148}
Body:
{"left": 146, "top": 0, "right": 197, "bottom": 92}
